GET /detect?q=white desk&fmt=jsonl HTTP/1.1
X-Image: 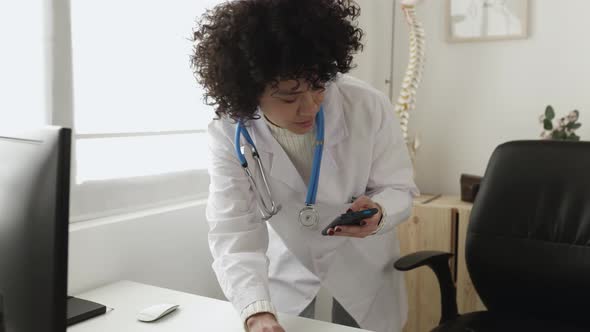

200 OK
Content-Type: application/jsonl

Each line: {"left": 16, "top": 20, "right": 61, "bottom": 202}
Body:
{"left": 67, "top": 281, "right": 371, "bottom": 332}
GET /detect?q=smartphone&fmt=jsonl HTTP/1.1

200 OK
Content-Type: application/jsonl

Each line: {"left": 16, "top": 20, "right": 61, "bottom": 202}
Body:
{"left": 321, "top": 208, "right": 379, "bottom": 236}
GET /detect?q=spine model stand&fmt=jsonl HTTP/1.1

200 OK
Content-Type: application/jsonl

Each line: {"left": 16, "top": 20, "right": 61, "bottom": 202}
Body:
{"left": 394, "top": 2, "right": 425, "bottom": 167}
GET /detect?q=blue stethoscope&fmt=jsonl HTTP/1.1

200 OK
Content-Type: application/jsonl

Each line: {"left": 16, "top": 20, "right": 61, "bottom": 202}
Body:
{"left": 235, "top": 106, "right": 325, "bottom": 227}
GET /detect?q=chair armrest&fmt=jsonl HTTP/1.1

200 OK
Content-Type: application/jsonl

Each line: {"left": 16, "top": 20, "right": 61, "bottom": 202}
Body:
{"left": 394, "top": 251, "right": 459, "bottom": 324}
{"left": 394, "top": 250, "right": 452, "bottom": 271}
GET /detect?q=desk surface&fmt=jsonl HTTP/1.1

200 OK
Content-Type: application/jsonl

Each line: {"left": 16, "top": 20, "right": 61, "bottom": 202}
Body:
{"left": 67, "top": 281, "right": 370, "bottom": 332}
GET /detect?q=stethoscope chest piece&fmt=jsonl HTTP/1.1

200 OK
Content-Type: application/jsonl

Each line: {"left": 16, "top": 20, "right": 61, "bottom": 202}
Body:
{"left": 299, "top": 205, "right": 319, "bottom": 228}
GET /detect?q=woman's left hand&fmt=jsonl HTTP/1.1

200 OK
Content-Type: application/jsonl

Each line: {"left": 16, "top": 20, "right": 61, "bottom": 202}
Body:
{"left": 328, "top": 195, "right": 382, "bottom": 238}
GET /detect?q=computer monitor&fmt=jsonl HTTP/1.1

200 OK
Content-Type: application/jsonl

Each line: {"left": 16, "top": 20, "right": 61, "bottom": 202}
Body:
{"left": 0, "top": 126, "right": 71, "bottom": 332}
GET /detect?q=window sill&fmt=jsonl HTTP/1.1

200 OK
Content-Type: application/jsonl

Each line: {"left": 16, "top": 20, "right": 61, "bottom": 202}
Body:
{"left": 69, "top": 195, "right": 208, "bottom": 232}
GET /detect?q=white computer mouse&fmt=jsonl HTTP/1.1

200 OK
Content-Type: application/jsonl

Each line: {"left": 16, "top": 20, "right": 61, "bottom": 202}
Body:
{"left": 137, "top": 303, "right": 179, "bottom": 322}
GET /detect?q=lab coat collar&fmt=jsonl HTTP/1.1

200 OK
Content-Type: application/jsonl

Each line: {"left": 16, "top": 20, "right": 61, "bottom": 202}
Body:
{"left": 248, "top": 80, "right": 349, "bottom": 194}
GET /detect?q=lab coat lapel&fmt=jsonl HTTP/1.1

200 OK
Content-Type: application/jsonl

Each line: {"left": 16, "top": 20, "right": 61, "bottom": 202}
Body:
{"left": 316, "top": 83, "right": 348, "bottom": 204}
{"left": 249, "top": 117, "right": 307, "bottom": 194}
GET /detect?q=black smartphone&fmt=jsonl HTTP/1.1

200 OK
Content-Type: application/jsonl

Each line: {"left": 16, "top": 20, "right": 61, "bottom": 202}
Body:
{"left": 321, "top": 208, "right": 379, "bottom": 236}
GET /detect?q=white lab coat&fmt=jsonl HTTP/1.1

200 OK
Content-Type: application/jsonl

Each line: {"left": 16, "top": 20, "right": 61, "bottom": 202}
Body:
{"left": 206, "top": 74, "right": 419, "bottom": 332}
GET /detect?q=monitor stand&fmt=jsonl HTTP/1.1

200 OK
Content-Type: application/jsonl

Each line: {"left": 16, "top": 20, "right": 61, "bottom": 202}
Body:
{"left": 67, "top": 296, "right": 107, "bottom": 326}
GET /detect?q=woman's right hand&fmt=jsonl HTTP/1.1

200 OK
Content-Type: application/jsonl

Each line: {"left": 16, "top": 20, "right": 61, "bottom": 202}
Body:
{"left": 246, "top": 312, "right": 285, "bottom": 332}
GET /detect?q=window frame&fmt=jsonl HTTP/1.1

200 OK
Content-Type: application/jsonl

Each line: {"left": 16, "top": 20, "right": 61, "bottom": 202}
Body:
{"left": 49, "top": 0, "right": 211, "bottom": 223}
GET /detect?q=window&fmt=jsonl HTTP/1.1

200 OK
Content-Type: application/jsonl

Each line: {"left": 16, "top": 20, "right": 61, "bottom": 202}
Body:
{"left": 67, "top": 0, "right": 224, "bottom": 221}
{"left": 0, "top": 1, "right": 47, "bottom": 128}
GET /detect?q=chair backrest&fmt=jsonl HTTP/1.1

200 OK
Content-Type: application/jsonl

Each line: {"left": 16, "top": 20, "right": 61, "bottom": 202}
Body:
{"left": 466, "top": 140, "right": 590, "bottom": 326}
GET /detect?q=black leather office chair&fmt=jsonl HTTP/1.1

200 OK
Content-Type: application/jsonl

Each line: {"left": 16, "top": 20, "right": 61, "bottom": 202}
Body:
{"left": 395, "top": 140, "right": 590, "bottom": 332}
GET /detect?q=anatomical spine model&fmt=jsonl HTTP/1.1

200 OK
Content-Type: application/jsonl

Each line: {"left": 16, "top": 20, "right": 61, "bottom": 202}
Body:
{"left": 395, "top": 0, "right": 425, "bottom": 167}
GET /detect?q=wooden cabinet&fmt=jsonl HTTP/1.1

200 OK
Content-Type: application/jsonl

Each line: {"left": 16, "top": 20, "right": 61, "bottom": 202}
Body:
{"left": 397, "top": 195, "right": 485, "bottom": 332}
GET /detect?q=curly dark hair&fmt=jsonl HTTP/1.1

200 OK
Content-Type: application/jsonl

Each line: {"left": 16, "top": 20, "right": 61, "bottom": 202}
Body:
{"left": 191, "top": 0, "right": 364, "bottom": 122}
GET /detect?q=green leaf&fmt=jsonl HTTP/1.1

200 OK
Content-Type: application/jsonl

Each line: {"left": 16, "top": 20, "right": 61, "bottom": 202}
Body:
{"left": 545, "top": 105, "right": 555, "bottom": 120}
{"left": 568, "top": 133, "right": 581, "bottom": 141}
{"left": 571, "top": 123, "right": 582, "bottom": 129}
{"left": 543, "top": 119, "right": 553, "bottom": 130}
{"left": 552, "top": 130, "right": 567, "bottom": 140}
{"left": 562, "top": 131, "right": 569, "bottom": 139}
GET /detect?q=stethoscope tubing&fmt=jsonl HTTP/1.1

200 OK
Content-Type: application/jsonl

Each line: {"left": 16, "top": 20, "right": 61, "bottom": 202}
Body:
{"left": 306, "top": 109, "right": 324, "bottom": 206}
{"left": 235, "top": 106, "right": 325, "bottom": 217}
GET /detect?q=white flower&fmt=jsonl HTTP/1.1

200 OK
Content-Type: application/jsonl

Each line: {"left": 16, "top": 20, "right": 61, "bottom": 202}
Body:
{"left": 567, "top": 110, "right": 579, "bottom": 123}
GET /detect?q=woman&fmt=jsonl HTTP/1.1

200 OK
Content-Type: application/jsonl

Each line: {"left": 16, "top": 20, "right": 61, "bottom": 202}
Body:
{"left": 191, "top": 1, "right": 418, "bottom": 331}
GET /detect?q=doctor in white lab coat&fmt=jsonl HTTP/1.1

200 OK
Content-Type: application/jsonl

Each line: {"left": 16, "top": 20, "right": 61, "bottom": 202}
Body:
{"left": 193, "top": 1, "right": 419, "bottom": 332}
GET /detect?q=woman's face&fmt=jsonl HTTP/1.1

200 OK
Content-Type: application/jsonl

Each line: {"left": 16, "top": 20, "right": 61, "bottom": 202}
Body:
{"left": 258, "top": 79, "right": 326, "bottom": 135}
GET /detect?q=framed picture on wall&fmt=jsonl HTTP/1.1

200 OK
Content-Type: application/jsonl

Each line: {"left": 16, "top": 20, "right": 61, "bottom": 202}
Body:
{"left": 447, "top": 0, "right": 529, "bottom": 42}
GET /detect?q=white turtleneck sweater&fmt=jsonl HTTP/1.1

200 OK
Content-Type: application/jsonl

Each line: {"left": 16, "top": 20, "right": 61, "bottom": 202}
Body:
{"left": 263, "top": 116, "right": 315, "bottom": 185}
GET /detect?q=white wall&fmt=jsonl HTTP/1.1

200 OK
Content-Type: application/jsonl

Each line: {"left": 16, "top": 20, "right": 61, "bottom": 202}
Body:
{"left": 68, "top": 201, "right": 224, "bottom": 300}
{"left": 350, "top": 0, "right": 395, "bottom": 96}
{"left": 393, "top": 0, "right": 590, "bottom": 195}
